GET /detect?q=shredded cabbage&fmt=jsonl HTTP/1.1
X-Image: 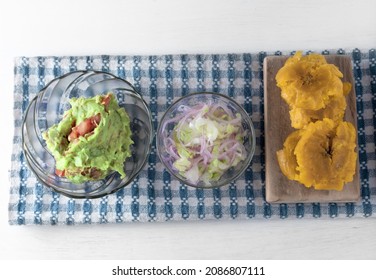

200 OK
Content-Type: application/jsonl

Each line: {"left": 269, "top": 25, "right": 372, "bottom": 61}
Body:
{"left": 162, "top": 102, "right": 247, "bottom": 185}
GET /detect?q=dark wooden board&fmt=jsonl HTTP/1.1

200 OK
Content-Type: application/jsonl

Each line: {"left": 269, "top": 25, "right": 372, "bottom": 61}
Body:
{"left": 264, "top": 55, "right": 360, "bottom": 203}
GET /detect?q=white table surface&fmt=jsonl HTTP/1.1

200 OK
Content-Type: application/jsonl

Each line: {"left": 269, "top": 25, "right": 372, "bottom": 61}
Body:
{"left": 1, "top": 0, "right": 376, "bottom": 260}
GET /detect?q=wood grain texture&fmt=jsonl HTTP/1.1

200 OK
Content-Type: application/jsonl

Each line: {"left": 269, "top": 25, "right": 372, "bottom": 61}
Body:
{"left": 264, "top": 55, "right": 360, "bottom": 203}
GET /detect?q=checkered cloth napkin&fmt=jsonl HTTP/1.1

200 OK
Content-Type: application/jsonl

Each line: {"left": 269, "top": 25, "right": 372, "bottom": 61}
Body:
{"left": 9, "top": 48, "right": 376, "bottom": 225}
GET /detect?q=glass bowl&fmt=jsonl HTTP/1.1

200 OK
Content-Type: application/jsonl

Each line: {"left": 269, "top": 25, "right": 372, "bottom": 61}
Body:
{"left": 22, "top": 71, "right": 153, "bottom": 198}
{"left": 157, "top": 92, "right": 256, "bottom": 188}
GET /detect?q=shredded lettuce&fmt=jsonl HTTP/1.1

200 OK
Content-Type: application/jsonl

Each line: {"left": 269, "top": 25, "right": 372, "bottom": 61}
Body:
{"left": 163, "top": 102, "right": 247, "bottom": 186}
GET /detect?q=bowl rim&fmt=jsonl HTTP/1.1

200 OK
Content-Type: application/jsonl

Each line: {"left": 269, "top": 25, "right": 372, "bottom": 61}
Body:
{"left": 43, "top": 69, "right": 140, "bottom": 94}
{"left": 156, "top": 91, "right": 256, "bottom": 189}
{"left": 21, "top": 70, "right": 154, "bottom": 199}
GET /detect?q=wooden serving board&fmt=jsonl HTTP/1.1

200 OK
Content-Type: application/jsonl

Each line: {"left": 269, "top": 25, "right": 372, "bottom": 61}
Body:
{"left": 264, "top": 55, "right": 360, "bottom": 203}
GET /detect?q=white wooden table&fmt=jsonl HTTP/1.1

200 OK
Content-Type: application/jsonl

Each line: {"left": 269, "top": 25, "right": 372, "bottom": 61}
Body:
{"left": 0, "top": 0, "right": 375, "bottom": 260}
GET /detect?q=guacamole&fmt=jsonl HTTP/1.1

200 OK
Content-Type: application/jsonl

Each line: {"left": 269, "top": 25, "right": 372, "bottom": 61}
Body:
{"left": 42, "top": 93, "right": 133, "bottom": 183}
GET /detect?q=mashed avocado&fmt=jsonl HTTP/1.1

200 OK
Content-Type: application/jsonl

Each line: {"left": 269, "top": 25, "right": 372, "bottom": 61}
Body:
{"left": 42, "top": 93, "right": 133, "bottom": 183}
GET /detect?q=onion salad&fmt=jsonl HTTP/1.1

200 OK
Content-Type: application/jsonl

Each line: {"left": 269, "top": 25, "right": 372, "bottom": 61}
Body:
{"left": 162, "top": 102, "right": 247, "bottom": 185}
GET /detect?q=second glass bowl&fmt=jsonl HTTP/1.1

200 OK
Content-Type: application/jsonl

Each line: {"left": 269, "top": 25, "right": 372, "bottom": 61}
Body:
{"left": 157, "top": 92, "right": 256, "bottom": 188}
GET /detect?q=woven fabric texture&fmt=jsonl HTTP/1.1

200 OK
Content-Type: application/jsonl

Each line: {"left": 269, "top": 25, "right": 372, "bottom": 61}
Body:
{"left": 9, "top": 49, "right": 376, "bottom": 225}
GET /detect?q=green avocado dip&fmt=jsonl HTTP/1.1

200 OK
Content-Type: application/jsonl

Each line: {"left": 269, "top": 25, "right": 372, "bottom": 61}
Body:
{"left": 42, "top": 93, "right": 133, "bottom": 184}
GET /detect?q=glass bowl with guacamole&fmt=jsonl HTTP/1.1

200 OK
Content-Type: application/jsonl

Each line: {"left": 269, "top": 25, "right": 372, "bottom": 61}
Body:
{"left": 22, "top": 71, "right": 153, "bottom": 198}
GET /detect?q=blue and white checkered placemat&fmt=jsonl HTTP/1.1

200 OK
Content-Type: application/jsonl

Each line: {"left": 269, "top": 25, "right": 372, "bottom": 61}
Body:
{"left": 9, "top": 48, "right": 376, "bottom": 225}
